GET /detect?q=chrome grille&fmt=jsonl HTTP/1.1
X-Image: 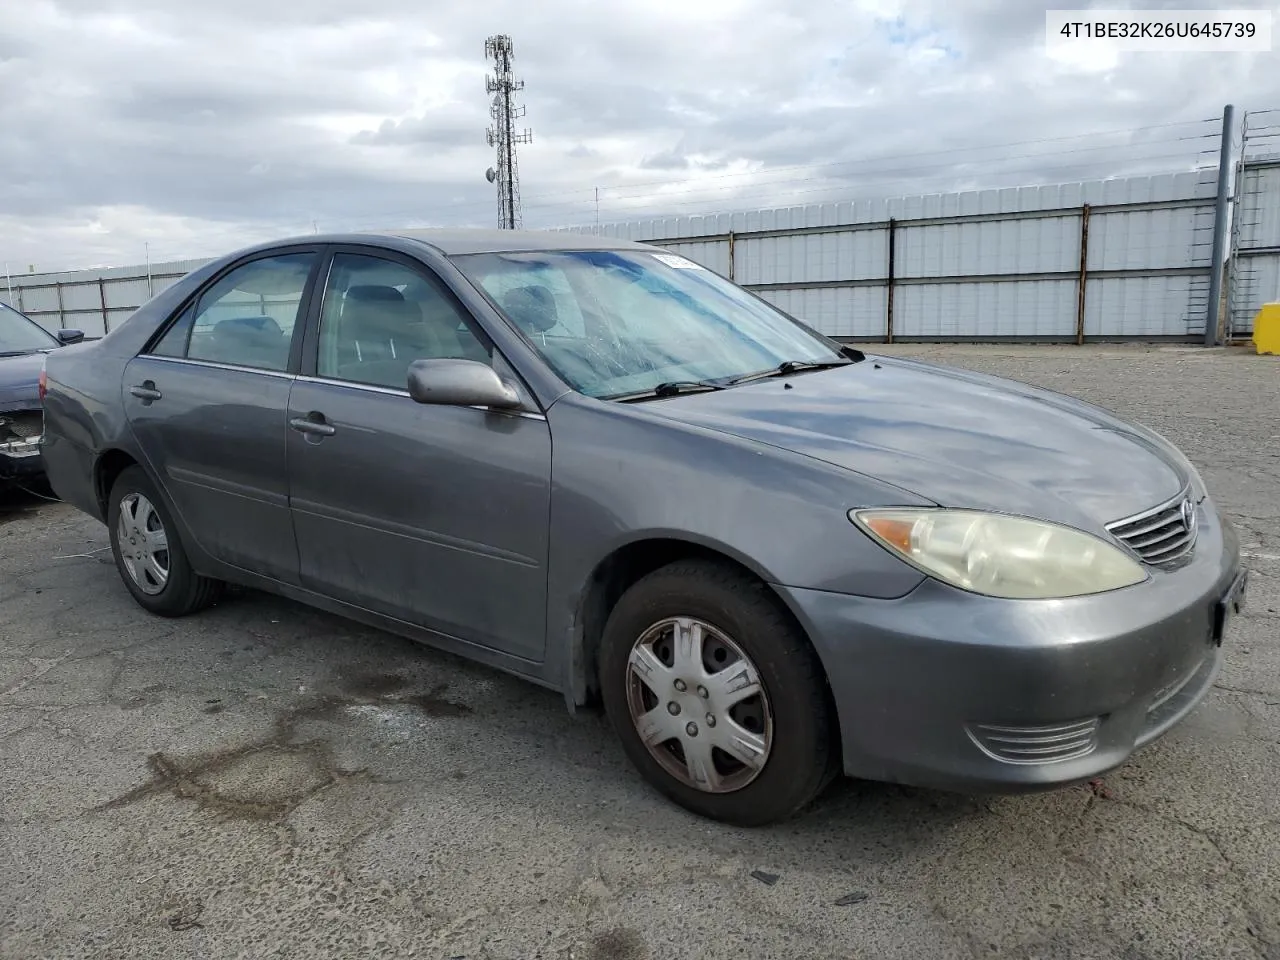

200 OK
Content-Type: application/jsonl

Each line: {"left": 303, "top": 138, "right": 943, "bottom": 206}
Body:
{"left": 966, "top": 717, "right": 1100, "bottom": 765}
{"left": 1105, "top": 490, "right": 1197, "bottom": 566}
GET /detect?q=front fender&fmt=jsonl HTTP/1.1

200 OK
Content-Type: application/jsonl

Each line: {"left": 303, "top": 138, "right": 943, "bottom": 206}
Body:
{"left": 543, "top": 394, "right": 930, "bottom": 704}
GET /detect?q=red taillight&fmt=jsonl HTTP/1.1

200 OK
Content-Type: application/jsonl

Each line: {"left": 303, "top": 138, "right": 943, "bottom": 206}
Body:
{"left": 38, "top": 368, "right": 47, "bottom": 402}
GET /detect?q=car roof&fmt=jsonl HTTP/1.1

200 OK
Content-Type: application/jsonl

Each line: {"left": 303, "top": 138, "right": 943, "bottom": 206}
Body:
{"left": 216, "top": 228, "right": 658, "bottom": 270}
{"left": 244, "top": 228, "right": 654, "bottom": 257}
{"left": 385, "top": 228, "right": 655, "bottom": 256}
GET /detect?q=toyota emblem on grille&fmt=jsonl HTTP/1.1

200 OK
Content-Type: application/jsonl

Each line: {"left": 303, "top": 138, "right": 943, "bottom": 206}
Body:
{"left": 1180, "top": 498, "right": 1196, "bottom": 531}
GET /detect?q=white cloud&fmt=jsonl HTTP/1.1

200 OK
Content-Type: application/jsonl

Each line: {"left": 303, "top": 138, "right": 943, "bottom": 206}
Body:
{"left": 2, "top": 0, "right": 1278, "bottom": 271}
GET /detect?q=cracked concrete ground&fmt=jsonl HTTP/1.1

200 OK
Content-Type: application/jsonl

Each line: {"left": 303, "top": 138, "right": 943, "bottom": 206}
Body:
{"left": 1, "top": 343, "right": 1277, "bottom": 960}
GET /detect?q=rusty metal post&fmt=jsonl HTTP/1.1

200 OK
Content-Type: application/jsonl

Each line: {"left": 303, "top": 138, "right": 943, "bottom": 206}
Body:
{"left": 1075, "top": 204, "right": 1091, "bottom": 345}
{"left": 885, "top": 218, "right": 897, "bottom": 343}
{"left": 54, "top": 281, "right": 65, "bottom": 330}
{"left": 98, "top": 278, "right": 109, "bottom": 334}
{"left": 727, "top": 230, "right": 736, "bottom": 281}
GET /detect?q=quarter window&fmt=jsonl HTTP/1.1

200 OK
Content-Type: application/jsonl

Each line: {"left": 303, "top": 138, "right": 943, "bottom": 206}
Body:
{"left": 150, "top": 304, "right": 194, "bottom": 357}
{"left": 174, "top": 253, "right": 316, "bottom": 372}
{"left": 316, "top": 254, "right": 491, "bottom": 391}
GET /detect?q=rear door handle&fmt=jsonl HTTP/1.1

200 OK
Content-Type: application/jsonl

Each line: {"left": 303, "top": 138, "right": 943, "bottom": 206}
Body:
{"left": 289, "top": 414, "right": 336, "bottom": 437}
{"left": 130, "top": 381, "right": 162, "bottom": 401}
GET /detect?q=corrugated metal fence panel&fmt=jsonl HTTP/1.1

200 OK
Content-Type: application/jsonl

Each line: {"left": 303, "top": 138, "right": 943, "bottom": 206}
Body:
{"left": 1237, "top": 164, "right": 1280, "bottom": 248}
{"left": 1084, "top": 276, "right": 1204, "bottom": 338}
{"left": 896, "top": 215, "right": 1077, "bottom": 278}
{"left": 63, "top": 311, "right": 106, "bottom": 338}
{"left": 60, "top": 282, "right": 102, "bottom": 313}
{"left": 106, "top": 277, "right": 156, "bottom": 309}
{"left": 896, "top": 280, "right": 1076, "bottom": 338}
{"left": 1234, "top": 255, "right": 1279, "bottom": 335}
{"left": 14, "top": 167, "right": 1270, "bottom": 339}
{"left": 1088, "top": 202, "right": 1215, "bottom": 271}
{"left": 1230, "top": 162, "right": 1280, "bottom": 335}
{"left": 5, "top": 258, "right": 208, "bottom": 335}
{"left": 757, "top": 286, "right": 886, "bottom": 339}
{"left": 15, "top": 285, "right": 60, "bottom": 319}
{"left": 560, "top": 170, "right": 1242, "bottom": 339}
{"left": 657, "top": 240, "right": 731, "bottom": 276}
{"left": 738, "top": 228, "right": 886, "bottom": 285}
{"left": 48, "top": 272, "right": 109, "bottom": 336}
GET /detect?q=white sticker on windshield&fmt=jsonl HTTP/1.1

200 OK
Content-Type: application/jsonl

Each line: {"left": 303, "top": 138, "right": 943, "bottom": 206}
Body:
{"left": 652, "top": 253, "right": 707, "bottom": 270}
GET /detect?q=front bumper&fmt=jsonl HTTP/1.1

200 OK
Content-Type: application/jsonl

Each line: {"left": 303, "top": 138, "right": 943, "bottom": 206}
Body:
{"left": 778, "top": 497, "right": 1245, "bottom": 793}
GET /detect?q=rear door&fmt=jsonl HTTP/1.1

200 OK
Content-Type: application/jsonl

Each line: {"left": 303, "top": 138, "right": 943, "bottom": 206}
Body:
{"left": 286, "top": 248, "right": 553, "bottom": 662}
{"left": 123, "top": 248, "right": 322, "bottom": 582}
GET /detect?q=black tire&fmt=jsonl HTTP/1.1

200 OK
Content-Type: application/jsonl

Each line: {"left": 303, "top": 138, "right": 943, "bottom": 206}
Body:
{"left": 598, "top": 559, "right": 839, "bottom": 826}
{"left": 107, "top": 465, "right": 222, "bottom": 617}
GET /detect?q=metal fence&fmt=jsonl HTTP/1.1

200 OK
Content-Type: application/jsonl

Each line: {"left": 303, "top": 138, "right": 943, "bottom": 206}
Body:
{"left": 1228, "top": 110, "right": 1280, "bottom": 338}
{"left": 2, "top": 258, "right": 208, "bottom": 339}
{"left": 563, "top": 170, "right": 1223, "bottom": 341}
{"left": 9, "top": 112, "right": 1280, "bottom": 344}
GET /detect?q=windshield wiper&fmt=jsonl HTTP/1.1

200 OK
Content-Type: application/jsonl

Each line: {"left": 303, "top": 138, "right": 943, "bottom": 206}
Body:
{"left": 727, "top": 357, "right": 853, "bottom": 386}
{"left": 609, "top": 380, "right": 728, "bottom": 402}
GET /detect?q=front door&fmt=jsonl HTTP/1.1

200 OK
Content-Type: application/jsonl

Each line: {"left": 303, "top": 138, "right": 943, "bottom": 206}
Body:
{"left": 124, "top": 250, "right": 320, "bottom": 582}
{"left": 286, "top": 250, "right": 553, "bottom": 662}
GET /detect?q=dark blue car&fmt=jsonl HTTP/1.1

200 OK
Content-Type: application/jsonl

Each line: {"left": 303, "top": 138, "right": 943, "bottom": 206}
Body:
{"left": 0, "top": 301, "right": 82, "bottom": 484}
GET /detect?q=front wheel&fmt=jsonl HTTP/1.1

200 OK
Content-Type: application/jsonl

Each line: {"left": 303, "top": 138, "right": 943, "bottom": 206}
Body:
{"left": 107, "top": 465, "right": 222, "bottom": 617}
{"left": 598, "top": 560, "right": 838, "bottom": 826}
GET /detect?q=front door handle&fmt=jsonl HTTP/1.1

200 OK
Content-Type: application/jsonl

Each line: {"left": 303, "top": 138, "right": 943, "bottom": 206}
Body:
{"left": 289, "top": 414, "right": 336, "bottom": 437}
{"left": 130, "top": 381, "right": 162, "bottom": 401}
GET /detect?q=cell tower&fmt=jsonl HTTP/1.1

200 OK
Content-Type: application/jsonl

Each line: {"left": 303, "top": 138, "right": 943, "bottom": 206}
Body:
{"left": 484, "top": 35, "right": 532, "bottom": 230}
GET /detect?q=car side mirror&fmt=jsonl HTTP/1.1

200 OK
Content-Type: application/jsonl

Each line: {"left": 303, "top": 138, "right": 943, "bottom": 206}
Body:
{"left": 56, "top": 329, "right": 85, "bottom": 345}
{"left": 406, "top": 358, "right": 522, "bottom": 409}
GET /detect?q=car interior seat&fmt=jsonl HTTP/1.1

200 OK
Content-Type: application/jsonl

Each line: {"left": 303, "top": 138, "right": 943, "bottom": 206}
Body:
{"left": 501, "top": 286, "right": 559, "bottom": 344}
{"left": 332, "top": 284, "right": 434, "bottom": 388}
{"left": 204, "top": 314, "right": 288, "bottom": 369}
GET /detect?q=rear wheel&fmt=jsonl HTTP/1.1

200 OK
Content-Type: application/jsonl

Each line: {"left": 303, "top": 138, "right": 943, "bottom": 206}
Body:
{"left": 599, "top": 559, "right": 838, "bottom": 826}
{"left": 107, "top": 466, "right": 222, "bottom": 616}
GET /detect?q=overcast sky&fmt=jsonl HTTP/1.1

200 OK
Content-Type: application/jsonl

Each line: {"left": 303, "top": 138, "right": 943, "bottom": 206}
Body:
{"left": 3, "top": 0, "right": 1279, "bottom": 273}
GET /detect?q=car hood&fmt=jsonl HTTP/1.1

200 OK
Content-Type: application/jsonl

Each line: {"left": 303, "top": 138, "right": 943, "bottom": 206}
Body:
{"left": 0, "top": 351, "right": 45, "bottom": 412}
{"left": 645, "top": 355, "right": 1187, "bottom": 532}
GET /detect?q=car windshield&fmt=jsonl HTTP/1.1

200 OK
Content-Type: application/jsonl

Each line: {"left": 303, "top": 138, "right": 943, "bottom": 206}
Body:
{"left": 0, "top": 302, "right": 57, "bottom": 355}
{"left": 451, "top": 249, "right": 843, "bottom": 398}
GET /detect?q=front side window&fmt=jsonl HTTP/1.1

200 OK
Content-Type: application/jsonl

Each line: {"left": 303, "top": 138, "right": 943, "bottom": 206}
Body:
{"left": 451, "top": 249, "right": 841, "bottom": 399}
{"left": 0, "top": 302, "right": 58, "bottom": 355}
{"left": 181, "top": 253, "right": 316, "bottom": 372}
{"left": 316, "top": 253, "right": 491, "bottom": 391}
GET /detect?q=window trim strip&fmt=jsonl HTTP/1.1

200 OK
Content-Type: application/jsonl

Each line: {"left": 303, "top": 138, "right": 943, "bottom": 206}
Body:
{"left": 138, "top": 354, "right": 294, "bottom": 379}
{"left": 293, "top": 374, "right": 547, "bottom": 421}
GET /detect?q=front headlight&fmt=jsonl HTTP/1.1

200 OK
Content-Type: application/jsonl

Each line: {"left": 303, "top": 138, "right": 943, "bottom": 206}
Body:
{"left": 850, "top": 508, "right": 1148, "bottom": 600}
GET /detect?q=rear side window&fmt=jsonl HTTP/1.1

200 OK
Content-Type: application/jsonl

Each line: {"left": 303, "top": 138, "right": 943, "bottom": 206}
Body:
{"left": 151, "top": 253, "right": 316, "bottom": 372}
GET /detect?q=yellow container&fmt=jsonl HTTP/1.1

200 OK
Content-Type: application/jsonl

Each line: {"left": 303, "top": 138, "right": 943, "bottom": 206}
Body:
{"left": 1254, "top": 303, "right": 1280, "bottom": 355}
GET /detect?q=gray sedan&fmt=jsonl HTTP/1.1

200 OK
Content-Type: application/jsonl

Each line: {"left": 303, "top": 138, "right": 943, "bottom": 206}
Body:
{"left": 40, "top": 230, "right": 1248, "bottom": 825}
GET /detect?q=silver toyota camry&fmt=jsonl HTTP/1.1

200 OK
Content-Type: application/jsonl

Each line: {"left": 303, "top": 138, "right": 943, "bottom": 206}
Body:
{"left": 39, "top": 229, "right": 1248, "bottom": 825}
